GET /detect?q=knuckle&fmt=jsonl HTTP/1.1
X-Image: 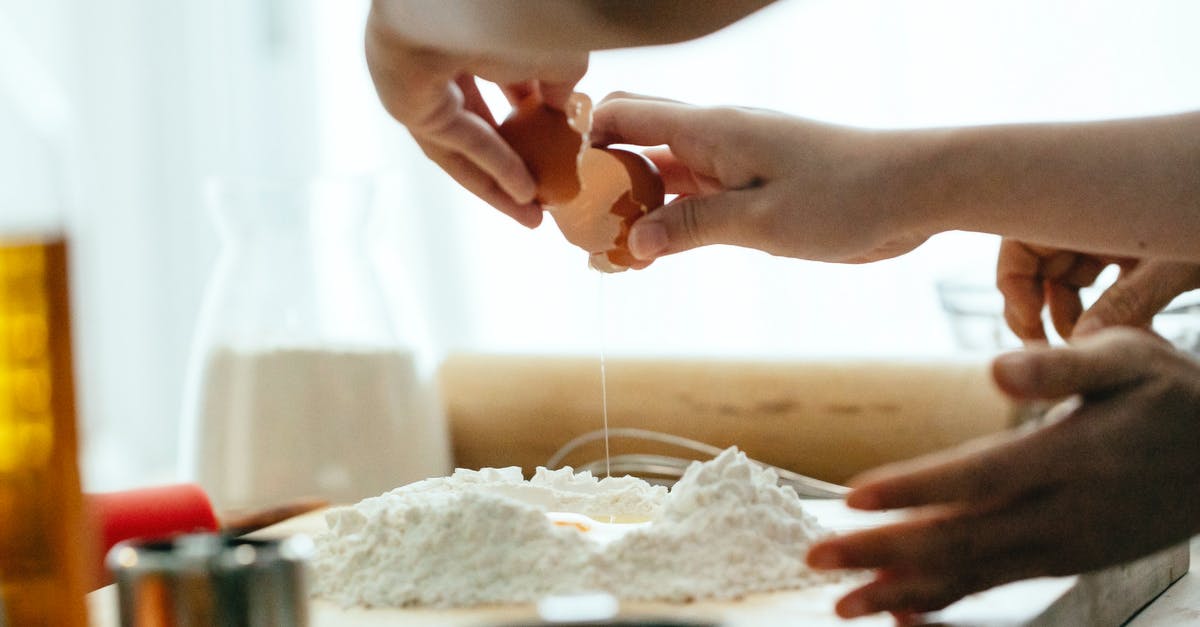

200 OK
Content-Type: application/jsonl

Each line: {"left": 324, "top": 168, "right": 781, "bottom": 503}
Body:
{"left": 1094, "top": 285, "right": 1146, "bottom": 325}
{"left": 677, "top": 198, "right": 708, "bottom": 249}
{"left": 742, "top": 195, "right": 787, "bottom": 251}
{"left": 707, "top": 107, "right": 758, "bottom": 149}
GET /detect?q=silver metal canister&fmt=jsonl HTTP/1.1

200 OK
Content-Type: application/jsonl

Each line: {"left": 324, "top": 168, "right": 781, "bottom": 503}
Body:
{"left": 107, "top": 534, "right": 312, "bottom": 627}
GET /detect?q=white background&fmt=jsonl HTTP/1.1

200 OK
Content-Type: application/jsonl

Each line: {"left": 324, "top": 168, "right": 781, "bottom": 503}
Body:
{"left": 1, "top": 0, "right": 1198, "bottom": 490}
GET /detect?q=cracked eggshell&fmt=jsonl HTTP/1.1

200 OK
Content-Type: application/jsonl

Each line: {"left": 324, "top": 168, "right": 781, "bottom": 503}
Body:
{"left": 551, "top": 148, "right": 664, "bottom": 272}
{"left": 497, "top": 92, "right": 664, "bottom": 272}
{"left": 497, "top": 94, "right": 591, "bottom": 205}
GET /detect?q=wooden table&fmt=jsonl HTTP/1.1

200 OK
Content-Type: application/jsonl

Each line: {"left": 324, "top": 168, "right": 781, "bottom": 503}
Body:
{"left": 88, "top": 503, "right": 1194, "bottom": 626}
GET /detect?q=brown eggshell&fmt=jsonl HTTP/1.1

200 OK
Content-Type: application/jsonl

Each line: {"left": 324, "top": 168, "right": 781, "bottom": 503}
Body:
{"left": 549, "top": 147, "right": 665, "bottom": 273}
{"left": 597, "top": 148, "right": 666, "bottom": 271}
{"left": 496, "top": 95, "right": 589, "bottom": 205}
{"left": 497, "top": 92, "right": 664, "bottom": 272}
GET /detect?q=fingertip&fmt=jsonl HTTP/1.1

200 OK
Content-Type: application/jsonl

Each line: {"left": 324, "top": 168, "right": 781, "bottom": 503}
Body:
{"left": 512, "top": 205, "right": 544, "bottom": 229}
{"left": 806, "top": 543, "right": 844, "bottom": 570}
{"left": 628, "top": 220, "right": 668, "bottom": 260}
{"left": 836, "top": 594, "right": 874, "bottom": 619}
{"left": 539, "top": 83, "right": 573, "bottom": 111}
{"left": 992, "top": 351, "right": 1037, "bottom": 396}
{"left": 845, "top": 488, "right": 885, "bottom": 511}
{"left": 1003, "top": 302, "right": 1046, "bottom": 344}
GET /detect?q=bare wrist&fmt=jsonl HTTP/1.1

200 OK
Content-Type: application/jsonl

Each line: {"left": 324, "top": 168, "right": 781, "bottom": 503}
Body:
{"left": 864, "top": 130, "right": 958, "bottom": 239}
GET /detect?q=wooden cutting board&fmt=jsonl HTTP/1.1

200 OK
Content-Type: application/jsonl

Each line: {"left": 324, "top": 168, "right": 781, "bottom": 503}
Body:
{"left": 87, "top": 502, "right": 1188, "bottom": 626}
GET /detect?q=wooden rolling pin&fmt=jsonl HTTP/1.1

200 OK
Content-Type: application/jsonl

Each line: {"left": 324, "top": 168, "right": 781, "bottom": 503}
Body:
{"left": 439, "top": 354, "right": 1022, "bottom": 484}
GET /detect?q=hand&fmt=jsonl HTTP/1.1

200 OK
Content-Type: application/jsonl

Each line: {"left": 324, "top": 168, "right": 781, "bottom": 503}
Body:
{"left": 365, "top": 6, "right": 588, "bottom": 228}
{"left": 589, "top": 93, "right": 935, "bottom": 264}
{"left": 997, "top": 239, "right": 1200, "bottom": 342}
{"left": 806, "top": 328, "right": 1200, "bottom": 619}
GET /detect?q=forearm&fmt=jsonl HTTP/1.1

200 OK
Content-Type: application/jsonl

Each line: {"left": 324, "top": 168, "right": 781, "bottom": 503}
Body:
{"left": 370, "top": 0, "right": 774, "bottom": 55}
{"left": 898, "top": 111, "right": 1200, "bottom": 261}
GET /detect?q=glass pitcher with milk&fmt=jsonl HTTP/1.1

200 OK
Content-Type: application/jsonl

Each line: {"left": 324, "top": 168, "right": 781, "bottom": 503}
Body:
{"left": 179, "top": 178, "right": 450, "bottom": 510}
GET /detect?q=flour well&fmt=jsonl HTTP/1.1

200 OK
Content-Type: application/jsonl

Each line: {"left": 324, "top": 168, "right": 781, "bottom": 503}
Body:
{"left": 312, "top": 447, "right": 841, "bottom": 608}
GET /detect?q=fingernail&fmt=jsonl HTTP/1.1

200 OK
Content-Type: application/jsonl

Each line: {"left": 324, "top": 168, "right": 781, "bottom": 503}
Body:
{"left": 511, "top": 179, "right": 538, "bottom": 206}
{"left": 839, "top": 596, "right": 872, "bottom": 618}
{"left": 628, "top": 221, "right": 668, "bottom": 259}
{"left": 807, "top": 545, "right": 843, "bottom": 569}
{"left": 516, "top": 189, "right": 537, "bottom": 206}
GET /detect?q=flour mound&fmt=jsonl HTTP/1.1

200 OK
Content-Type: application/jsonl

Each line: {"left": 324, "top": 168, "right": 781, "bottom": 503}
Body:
{"left": 312, "top": 448, "right": 839, "bottom": 608}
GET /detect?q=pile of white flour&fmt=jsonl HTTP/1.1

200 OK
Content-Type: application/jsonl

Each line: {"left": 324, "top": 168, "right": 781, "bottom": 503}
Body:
{"left": 312, "top": 447, "right": 840, "bottom": 607}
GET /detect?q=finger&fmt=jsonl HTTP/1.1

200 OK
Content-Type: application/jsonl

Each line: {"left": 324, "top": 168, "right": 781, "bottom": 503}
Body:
{"left": 1045, "top": 280, "right": 1084, "bottom": 340}
{"left": 991, "top": 328, "right": 1158, "bottom": 400}
{"left": 421, "top": 141, "right": 543, "bottom": 228}
{"left": 996, "top": 240, "right": 1048, "bottom": 342}
{"left": 807, "top": 501, "right": 1047, "bottom": 572}
{"left": 594, "top": 97, "right": 766, "bottom": 191}
{"left": 1057, "top": 254, "right": 1109, "bottom": 288}
{"left": 626, "top": 189, "right": 765, "bottom": 260}
{"left": 414, "top": 101, "right": 538, "bottom": 205}
{"left": 835, "top": 554, "right": 1049, "bottom": 618}
{"left": 837, "top": 574, "right": 970, "bottom": 617}
{"left": 590, "top": 97, "right": 717, "bottom": 167}
{"left": 841, "top": 412, "right": 1104, "bottom": 511}
{"left": 641, "top": 147, "right": 717, "bottom": 196}
{"left": 500, "top": 81, "right": 538, "bottom": 107}
{"left": 456, "top": 74, "right": 498, "bottom": 127}
{"left": 540, "top": 77, "right": 586, "bottom": 110}
{"left": 1074, "top": 261, "right": 1200, "bottom": 337}
{"left": 1046, "top": 253, "right": 1110, "bottom": 339}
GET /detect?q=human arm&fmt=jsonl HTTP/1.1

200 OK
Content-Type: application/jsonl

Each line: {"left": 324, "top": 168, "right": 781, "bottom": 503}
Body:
{"left": 365, "top": 1, "right": 773, "bottom": 226}
{"left": 996, "top": 239, "right": 1200, "bottom": 342}
{"left": 369, "top": 1, "right": 775, "bottom": 56}
{"left": 803, "top": 328, "right": 1200, "bottom": 618}
{"left": 586, "top": 95, "right": 1200, "bottom": 263}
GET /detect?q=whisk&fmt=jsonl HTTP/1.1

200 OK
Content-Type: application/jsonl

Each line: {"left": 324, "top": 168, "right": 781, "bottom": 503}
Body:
{"left": 546, "top": 428, "right": 849, "bottom": 499}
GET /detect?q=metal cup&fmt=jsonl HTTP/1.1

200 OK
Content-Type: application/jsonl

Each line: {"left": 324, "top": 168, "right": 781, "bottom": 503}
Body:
{"left": 107, "top": 534, "right": 312, "bottom": 627}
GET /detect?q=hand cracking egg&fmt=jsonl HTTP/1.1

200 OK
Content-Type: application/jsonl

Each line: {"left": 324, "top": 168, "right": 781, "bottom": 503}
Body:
{"left": 498, "top": 93, "right": 665, "bottom": 272}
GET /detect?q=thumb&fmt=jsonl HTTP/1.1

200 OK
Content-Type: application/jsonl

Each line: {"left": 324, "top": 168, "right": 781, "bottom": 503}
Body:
{"left": 627, "top": 190, "right": 762, "bottom": 260}
{"left": 1073, "top": 261, "right": 1200, "bottom": 337}
{"left": 991, "top": 328, "right": 1160, "bottom": 399}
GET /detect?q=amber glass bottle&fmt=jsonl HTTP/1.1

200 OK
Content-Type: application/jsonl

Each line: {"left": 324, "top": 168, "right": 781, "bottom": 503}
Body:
{"left": 0, "top": 236, "right": 89, "bottom": 626}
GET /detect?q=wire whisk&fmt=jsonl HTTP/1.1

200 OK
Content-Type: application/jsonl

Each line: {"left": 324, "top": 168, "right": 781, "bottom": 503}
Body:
{"left": 546, "top": 428, "right": 849, "bottom": 499}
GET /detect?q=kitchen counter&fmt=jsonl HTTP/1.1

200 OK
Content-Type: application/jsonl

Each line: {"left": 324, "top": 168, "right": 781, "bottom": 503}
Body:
{"left": 1127, "top": 538, "right": 1200, "bottom": 625}
{"left": 87, "top": 510, "right": 1199, "bottom": 626}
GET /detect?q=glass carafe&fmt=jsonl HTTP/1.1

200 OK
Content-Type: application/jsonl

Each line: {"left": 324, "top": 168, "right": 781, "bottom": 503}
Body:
{"left": 179, "top": 178, "right": 450, "bottom": 511}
